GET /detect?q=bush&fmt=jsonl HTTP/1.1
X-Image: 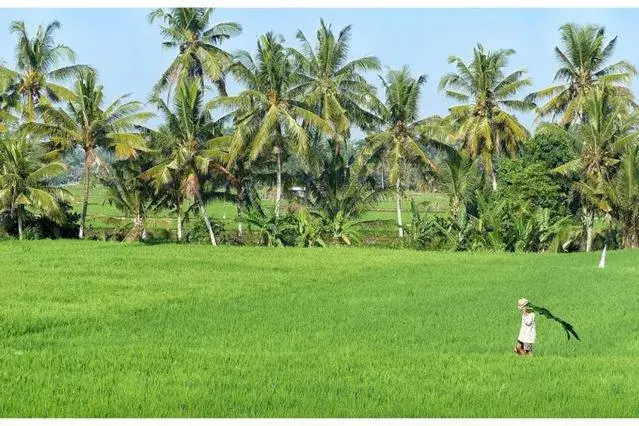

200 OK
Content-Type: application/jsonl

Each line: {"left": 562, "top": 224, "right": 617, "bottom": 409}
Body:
{"left": 0, "top": 201, "right": 80, "bottom": 239}
{"left": 497, "top": 159, "right": 566, "bottom": 213}
{"left": 184, "top": 217, "right": 227, "bottom": 244}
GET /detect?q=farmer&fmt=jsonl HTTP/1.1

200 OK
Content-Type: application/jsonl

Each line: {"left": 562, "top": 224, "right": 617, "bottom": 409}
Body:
{"left": 514, "top": 298, "right": 536, "bottom": 356}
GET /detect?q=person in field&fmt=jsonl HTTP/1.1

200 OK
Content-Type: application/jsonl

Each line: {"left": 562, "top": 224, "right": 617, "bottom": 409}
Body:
{"left": 514, "top": 298, "right": 536, "bottom": 356}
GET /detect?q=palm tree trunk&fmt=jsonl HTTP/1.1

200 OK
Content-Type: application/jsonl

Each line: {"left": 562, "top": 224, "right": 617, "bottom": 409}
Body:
{"left": 196, "top": 191, "right": 217, "bottom": 246}
{"left": 490, "top": 168, "right": 498, "bottom": 191}
{"left": 236, "top": 185, "right": 245, "bottom": 237}
{"left": 275, "top": 148, "right": 282, "bottom": 218}
{"left": 585, "top": 208, "right": 595, "bottom": 252}
{"left": 396, "top": 177, "right": 404, "bottom": 238}
{"left": 17, "top": 207, "right": 23, "bottom": 240}
{"left": 79, "top": 152, "right": 90, "bottom": 239}
{"left": 236, "top": 202, "right": 243, "bottom": 237}
{"left": 176, "top": 197, "right": 183, "bottom": 243}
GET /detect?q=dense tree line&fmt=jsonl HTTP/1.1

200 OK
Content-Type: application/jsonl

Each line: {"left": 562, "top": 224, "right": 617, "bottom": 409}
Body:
{"left": 0, "top": 10, "right": 637, "bottom": 251}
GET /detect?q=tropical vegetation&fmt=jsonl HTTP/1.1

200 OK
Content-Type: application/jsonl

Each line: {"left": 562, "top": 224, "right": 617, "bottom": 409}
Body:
{"left": 1, "top": 13, "right": 638, "bottom": 253}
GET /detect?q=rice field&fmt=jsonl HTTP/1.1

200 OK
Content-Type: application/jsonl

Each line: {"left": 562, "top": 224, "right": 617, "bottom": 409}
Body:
{"left": 1, "top": 240, "right": 638, "bottom": 417}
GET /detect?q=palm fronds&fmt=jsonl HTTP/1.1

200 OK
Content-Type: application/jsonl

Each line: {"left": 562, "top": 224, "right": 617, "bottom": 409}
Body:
{"left": 527, "top": 301, "right": 581, "bottom": 341}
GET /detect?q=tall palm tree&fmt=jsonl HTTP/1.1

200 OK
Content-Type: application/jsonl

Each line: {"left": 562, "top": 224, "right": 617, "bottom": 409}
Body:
{"left": 0, "top": 20, "right": 91, "bottom": 122}
{"left": 140, "top": 78, "right": 232, "bottom": 246}
{"left": 22, "top": 70, "right": 151, "bottom": 239}
{"left": 539, "top": 85, "right": 639, "bottom": 251}
{"left": 290, "top": 19, "right": 382, "bottom": 153}
{"left": 364, "top": 67, "right": 452, "bottom": 238}
{"left": 215, "top": 32, "right": 335, "bottom": 217}
{"left": 148, "top": 8, "right": 241, "bottom": 98}
{"left": 439, "top": 44, "right": 534, "bottom": 190}
{"left": 526, "top": 23, "right": 637, "bottom": 125}
{"left": 0, "top": 135, "right": 69, "bottom": 239}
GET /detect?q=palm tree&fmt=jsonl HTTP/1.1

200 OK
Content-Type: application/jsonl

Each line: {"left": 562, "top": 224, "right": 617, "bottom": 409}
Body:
{"left": 526, "top": 23, "right": 637, "bottom": 125}
{"left": 22, "top": 70, "right": 151, "bottom": 239}
{"left": 215, "top": 32, "right": 335, "bottom": 217}
{"left": 539, "top": 85, "right": 639, "bottom": 251}
{"left": 0, "top": 134, "right": 69, "bottom": 239}
{"left": 440, "top": 150, "right": 483, "bottom": 224}
{"left": 364, "top": 67, "right": 452, "bottom": 238}
{"left": 0, "top": 20, "right": 91, "bottom": 122}
{"left": 439, "top": 44, "right": 534, "bottom": 190}
{"left": 604, "top": 145, "right": 639, "bottom": 248}
{"left": 290, "top": 19, "right": 382, "bottom": 153}
{"left": 148, "top": 8, "right": 241, "bottom": 98}
{"left": 296, "top": 142, "right": 387, "bottom": 244}
{"left": 101, "top": 155, "right": 165, "bottom": 242}
{"left": 140, "top": 78, "right": 232, "bottom": 246}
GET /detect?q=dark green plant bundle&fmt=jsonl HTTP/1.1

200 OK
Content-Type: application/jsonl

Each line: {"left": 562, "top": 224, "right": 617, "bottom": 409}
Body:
{"left": 527, "top": 302, "right": 581, "bottom": 341}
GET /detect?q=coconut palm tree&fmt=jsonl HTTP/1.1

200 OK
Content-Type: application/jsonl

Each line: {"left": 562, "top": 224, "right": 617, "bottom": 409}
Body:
{"left": 296, "top": 142, "right": 387, "bottom": 244}
{"left": 215, "top": 32, "right": 336, "bottom": 217}
{"left": 603, "top": 145, "right": 639, "bottom": 248}
{"left": 21, "top": 70, "right": 151, "bottom": 239}
{"left": 0, "top": 134, "right": 69, "bottom": 239}
{"left": 290, "top": 19, "right": 382, "bottom": 153}
{"left": 439, "top": 150, "right": 483, "bottom": 224}
{"left": 101, "top": 157, "right": 166, "bottom": 242}
{"left": 0, "top": 20, "right": 91, "bottom": 122}
{"left": 439, "top": 44, "right": 534, "bottom": 190}
{"left": 526, "top": 23, "right": 637, "bottom": 125}
{"left": 363, "top": 66, "right": 453, "bottom": 238}
{"left": 539, "top": 85, "right": 639, "bottom": 251}
{"left": 140, "top": 78, "right": 233, "bottom": 246}
{"left": 148, "top": 8, "right": 241, "bottom": 98}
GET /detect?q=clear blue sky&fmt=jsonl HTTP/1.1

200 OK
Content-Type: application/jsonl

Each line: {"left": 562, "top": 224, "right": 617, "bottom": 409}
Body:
{"left": 0, "top": 8, "right": 637, "bottom": 133}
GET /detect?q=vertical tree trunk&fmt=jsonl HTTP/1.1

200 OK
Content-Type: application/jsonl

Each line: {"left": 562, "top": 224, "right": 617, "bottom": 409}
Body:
{"left": 237, "top": 185, "right": 245, "bottom": 237}
{"left": 275, "top": 148, "right": 282, "bottom": 218}
{"left": 490, "top": 168, "right": 498, "bottom": 191}
{"left": 396, "top": 177, "right": 404, "bottom": 238}
{"left": 196, "top": 191, "right": 217, "bottom": 246}
{"left": 176, "top": 197, "right": 182, "bottom": 243}
{"left": 17, "top": 207, "right": 23, "bottom": 240}
{"left": 79, "top": 152, "right": 90, "bottom": 239}
{"left": 585, "top": 209, "right": 594, "bottom": 252}
{"left": 236, "top": 204, "right": 243, "bottom": 237}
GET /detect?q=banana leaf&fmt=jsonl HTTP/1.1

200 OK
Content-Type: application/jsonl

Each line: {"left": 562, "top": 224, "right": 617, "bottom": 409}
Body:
{"left": 527, "top": 302, "right": 581, "bottom": 341}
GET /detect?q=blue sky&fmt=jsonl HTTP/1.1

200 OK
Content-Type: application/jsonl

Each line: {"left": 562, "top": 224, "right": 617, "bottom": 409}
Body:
{"left": 0, "top": 8, "right": 637, "bottom": 132}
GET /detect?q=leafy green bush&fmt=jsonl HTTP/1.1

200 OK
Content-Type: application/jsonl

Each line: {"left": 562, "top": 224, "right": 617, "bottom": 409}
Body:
{"left": 185, "top": 218, "right": 226, "bottom": 245}
{"left": 0, "top": 201, "right": 80, "bottom": 239}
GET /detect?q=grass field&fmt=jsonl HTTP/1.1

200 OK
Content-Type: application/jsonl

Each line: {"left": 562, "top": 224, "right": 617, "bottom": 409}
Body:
{"left": 1, "top": 240, "right": 638, "bottom": 417}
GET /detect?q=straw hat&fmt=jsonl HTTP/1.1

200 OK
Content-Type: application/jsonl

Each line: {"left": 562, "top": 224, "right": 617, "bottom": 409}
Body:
{"left": 517, "top": 298, "right": 529, "bottom": 309}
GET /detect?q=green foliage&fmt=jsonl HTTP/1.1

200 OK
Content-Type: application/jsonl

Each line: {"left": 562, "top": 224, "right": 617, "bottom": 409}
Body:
{"left": 526, "top": 22, "right": 636, "bottom": 125}
{"left": 184, "top": 217, "right": 226, "bottom": 245}
{"left": 411, "top": 193, "right": 581, "bottom": 253}
{"left": 527, "top": 301, "right": 581, "bottom": 341}
{"left": 440, "top": 43, "right": 533, "bottom": 185}
{"left": 148, "top": 8, "right": 242, "bottom": 96}
{"left": 523, "top": 129, "right": 577, "bottom": 169}
{"left": 497, "top": 159, "right": 565, "bottom": 211}
{"left": 0, "top": 20, "right": 92, "bottom": 122}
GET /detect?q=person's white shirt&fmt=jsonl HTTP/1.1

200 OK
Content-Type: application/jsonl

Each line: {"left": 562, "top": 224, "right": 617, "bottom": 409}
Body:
{"left": 518, "top": 312, "right": 536, "bottom": 343}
